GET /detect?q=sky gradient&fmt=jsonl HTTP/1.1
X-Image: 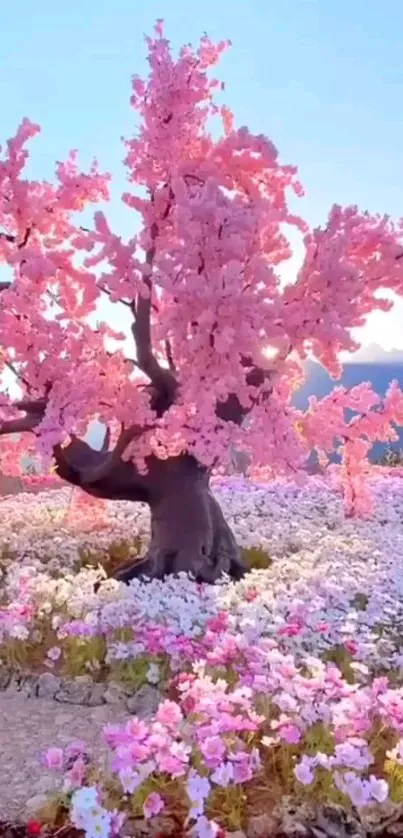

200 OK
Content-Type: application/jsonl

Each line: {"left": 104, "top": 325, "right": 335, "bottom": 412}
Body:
{"left": 3, "top": 0, "right": 403, "bottom": 351}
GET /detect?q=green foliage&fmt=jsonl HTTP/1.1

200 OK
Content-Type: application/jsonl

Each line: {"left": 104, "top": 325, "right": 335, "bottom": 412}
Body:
{"left": 322, "top": 645, "right": 355, "bottom": 683}
{"left": 60, "top": 636, "right": 107, "bottom": 678}
{"left": 351, "top": 592, "right": 369, "bottom": 611}
{"left": 385, "top": 759, "right": 403, "bottom": 802}
{"left": 303, "top": 722, "right": 335, "bottom": 756}
{"left": 376, "top": 445, "right": 403, "bottom": 467}
{"left": 242, "top": 546, "right": 272, "bottom": 570}
{"left": 78, "top": 536, "right": 144, "bottom": 576}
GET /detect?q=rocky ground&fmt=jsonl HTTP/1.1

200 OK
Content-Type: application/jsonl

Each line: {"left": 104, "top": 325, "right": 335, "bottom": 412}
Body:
{"left": 0, "top": 693, "right": 130, "bottom": 822}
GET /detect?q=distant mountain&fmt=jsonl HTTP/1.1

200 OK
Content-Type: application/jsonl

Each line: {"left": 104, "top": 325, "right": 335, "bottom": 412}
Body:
{"left": 343, "top": 343, "right": 403, "bottom": 364}
{"left": 294, "top": 356, "right": 403, "bottom": 462}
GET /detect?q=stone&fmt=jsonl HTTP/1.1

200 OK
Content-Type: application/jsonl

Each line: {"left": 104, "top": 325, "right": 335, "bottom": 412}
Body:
{"left": 0, "top": 667, "right": 11, "bottom": 691}
{"left": 54, "top": 711, "right": 75, "bottom": 724}
{"left": 55, "top": 675, "right": 93, "bottom": 705}
{"left": 36, "top": 672, "right": 61, "bottom": 699}
{"left": 90, "top": 705, "right": 111, "bottom": 723}
{"left": 35, "top": 775, "right": 55, "bottom": 794}
{"left": 24, "top": 793, "right": 48, "bottom": 817}
{"left": 360, "top": 800, "right": 403, "bottom": 835}
{"left": 20, "top": 674, "right": 39, "bottom": 697}
{"left": 125, "top": 684, "right": 162, "bottom": 718}
{"left": 306, "top": 804, "right": 364, "bottom": 838}
{"left": 247, "top": 814, "right": 278, "bottom": 838}
{"left": 103, "top": 681, "right": 128, "bottom": 704}
{"left": 85, "top": 681, "right": 106, "bottom": 706}
{"left": 6, "top": 674, "right": 24, "bottom": 694}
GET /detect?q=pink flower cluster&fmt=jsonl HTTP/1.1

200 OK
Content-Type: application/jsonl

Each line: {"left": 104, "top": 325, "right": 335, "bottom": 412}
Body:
{"left": 46, "top": 665, "right": 403, "bottom": 836}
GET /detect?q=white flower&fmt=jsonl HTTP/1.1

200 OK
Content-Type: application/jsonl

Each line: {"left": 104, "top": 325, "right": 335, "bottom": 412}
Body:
{"left": 146, "top": 662, "right": 160, "bottom": 684}
{"left": 71, "top": 786, "right": 98, "bottom": 810}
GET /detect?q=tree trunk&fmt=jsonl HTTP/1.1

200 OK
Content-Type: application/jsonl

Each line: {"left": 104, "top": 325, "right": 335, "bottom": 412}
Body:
{"left": 51, "top": 440, "right": 246, "bottom": 584}
{"left": 112, "top": 455, "right": 246, "bottom": 584}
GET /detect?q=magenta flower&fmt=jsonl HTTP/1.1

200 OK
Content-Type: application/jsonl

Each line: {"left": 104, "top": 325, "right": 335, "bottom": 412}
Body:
{"left": 143, "top": 792, "right": 164, "bottom": 819}
{"left": 157, "top": 752, "right": 188, "bottom": 777}
{"left": 67, "top": 756, "right": 86, "bottom": 789}
{"left": 279, "top": 723, "right": 302, "bottom": 744}
{"left": 232, "top": 757, "right": 253, "bottom": 784}
{"left": 156, "top": 700, "right": 183, "bottom": 728}
{"left": 65, "top": 740, "right": 88, "bottom": 760}
{"left": 200, "top": 735, "right": 225, "bottom": 766}
{"left": 44, "top": 747, "right": 64, "bottom": 770}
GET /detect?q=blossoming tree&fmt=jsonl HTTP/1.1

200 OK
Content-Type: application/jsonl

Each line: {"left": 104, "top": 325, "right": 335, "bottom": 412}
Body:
{"left": 2, "top": 21, "right": 403, "bottom": 583}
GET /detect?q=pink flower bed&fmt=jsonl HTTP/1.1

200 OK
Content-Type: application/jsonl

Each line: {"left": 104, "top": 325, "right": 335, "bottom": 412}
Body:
{"left": 1, "top": 474, "right": 403, "bottom": 835}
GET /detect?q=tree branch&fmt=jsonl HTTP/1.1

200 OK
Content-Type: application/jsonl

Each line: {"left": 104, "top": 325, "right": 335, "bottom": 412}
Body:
{"left": 165, "top": 339, "right": 175, "bottom": 371}
{"left": 0, "top": 396, "right": 154, "bottom": 501}
{"left": 132, "top": 221, "right": 163, "bottom": 382}
{"left": 215, "top": 359, "right": 273, "bottom": 425}
{"left": 52, "top": 436, "right": 152, "bottom": 502}
{"left": 131, "top": 212, "right": 177, "bottom": 409}
{"left": 0, "top": 397, "right": 47, "bottom": 435}
{"left": 0, "top": 226, "right": 31, "bottom": 249}
{"left": 71, "top": 422, "right": 155, "bottom": 484}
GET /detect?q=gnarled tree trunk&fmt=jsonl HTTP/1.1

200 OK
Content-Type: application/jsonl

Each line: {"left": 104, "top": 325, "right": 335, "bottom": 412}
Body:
{"left": 51, "top": 439, "right": 246, "bottom": 584}
{"left": 114, "top": 455, "right": 245, "bottom": 583}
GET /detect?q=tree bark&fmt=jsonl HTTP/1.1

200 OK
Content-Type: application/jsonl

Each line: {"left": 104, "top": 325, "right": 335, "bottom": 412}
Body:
{"left": 110, "top": 455, "right": 246, "bottom": 584}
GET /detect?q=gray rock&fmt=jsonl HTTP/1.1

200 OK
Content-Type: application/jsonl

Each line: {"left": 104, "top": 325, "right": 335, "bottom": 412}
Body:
{"left": 24, "top": 793, "right": 48, "bottom": 817}
{"left": 6, "top": 674, "right": 23, "bottom": 694}
{"left": 55, "top": 675, "right": 93, "bottom": 705}
{"left": 85, "top": 682, "right": 106, "bottom": 706}
{"left": 103, "top": 681, "right": 128, "bottom": 704}
{"left": 309, "top": 804, "right": 364, "bottom": 838}
{"left": 0, "top": 667, "right": 11, "bottom": 691}
{"left": 19, "top": 674, "right": 39, "bottom": 697}
{"left": 35, "top": 776, "right": 55, "bottom": 794}
{"left": 247, "top": 814, "right": 277, "bottom": 838}
{"left": 37, "top": 672, "right": 61, "bottom": 699}
{"left": 125, "top": 684, "right": 161, "bottom": 718}
{"left": 54, "top": 711, "right": 75, "bottom": 724}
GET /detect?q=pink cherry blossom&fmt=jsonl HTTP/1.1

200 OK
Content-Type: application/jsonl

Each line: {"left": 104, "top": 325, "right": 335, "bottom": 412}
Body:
{"left": 0, "top": 22, "right": 402, "bottom": 511}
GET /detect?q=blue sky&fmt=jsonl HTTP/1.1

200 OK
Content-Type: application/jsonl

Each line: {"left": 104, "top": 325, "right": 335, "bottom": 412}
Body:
{"left": 2, "top": 0, "right": 403, "bottom": 351}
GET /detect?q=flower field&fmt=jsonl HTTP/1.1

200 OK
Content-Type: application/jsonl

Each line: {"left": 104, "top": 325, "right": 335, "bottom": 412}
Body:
{"left": 3, "top": 475, "right": 403, "bottom": 836}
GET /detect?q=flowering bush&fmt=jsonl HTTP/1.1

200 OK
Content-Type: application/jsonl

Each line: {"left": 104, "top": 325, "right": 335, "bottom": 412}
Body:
{"left": 1, "top": 475, "right": 403, "bottom": 834}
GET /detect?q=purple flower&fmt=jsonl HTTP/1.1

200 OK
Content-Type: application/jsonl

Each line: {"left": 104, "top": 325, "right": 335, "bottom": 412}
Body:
{"left": 368, "top": 775, "right": 389, "bottom": 803}
{"left": 47, "top": 645, "right": 61, "bottom": 662}
{"left": 211, "top": 761, "right": 234, "bottom": 787}
{"left": 338, "top": 771, "right": 371, "bottom": 808}
{"left": 294, "top": 755, "right": 315, "bottom": 786}
{"left": 195, "top": 816, "right": 220, "bottom": 838}
{"left": 186, "top": 771, "right": 211, "bottom": 801}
